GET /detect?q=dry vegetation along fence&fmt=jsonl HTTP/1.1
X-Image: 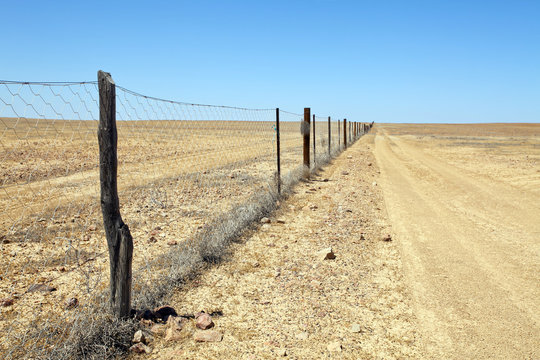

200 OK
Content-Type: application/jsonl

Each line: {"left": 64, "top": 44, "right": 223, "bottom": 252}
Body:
{"left": 0, "top": 71, "right": 372, "bottom": 359}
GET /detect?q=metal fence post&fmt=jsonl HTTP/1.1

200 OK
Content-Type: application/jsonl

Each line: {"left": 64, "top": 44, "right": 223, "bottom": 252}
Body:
{"left": 328, "top": 116, "right": 331, "bottom": 155}
{"left": 344, "top": 118, "right": 347, "bottom": 148}
{"left": 276, "top": 108, "right": 281, "bottom": 195}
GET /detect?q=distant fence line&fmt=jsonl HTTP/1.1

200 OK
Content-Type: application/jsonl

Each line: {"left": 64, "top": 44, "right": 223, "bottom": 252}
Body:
{"left": 0, "top": 71, "right": 372, "bottom": 359}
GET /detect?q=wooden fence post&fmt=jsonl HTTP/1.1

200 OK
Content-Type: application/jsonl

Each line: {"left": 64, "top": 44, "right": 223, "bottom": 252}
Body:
{"left": 343, "top": 118, "right": 347, "bottom": 148}
{"left": 327, "top": 116, "right": 331, "bottom": 156}
{"left": 303, "top": 108, "right": 310, "bottom": 170}
{"left": 312, "top": 114, "right": 316, "bottom": 167}
{"left": 98, "top": 70, "right": 133, "bottom": 319}
{"left": 276, "top": 108, "right": 281, "bottom": 195}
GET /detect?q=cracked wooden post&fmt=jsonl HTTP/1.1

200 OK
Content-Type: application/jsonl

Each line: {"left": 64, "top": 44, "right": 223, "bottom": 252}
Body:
{"left": 276, "top": 108, "right": 281, "bottom": 195}
{"left": 338, "top": 119, "right": 341, "bottom": 148}
{"left": 303, "top": 107, "right": 311, "bottom": 171}
{"left": 98, "top": 70, "right": 133, "bottom": 319}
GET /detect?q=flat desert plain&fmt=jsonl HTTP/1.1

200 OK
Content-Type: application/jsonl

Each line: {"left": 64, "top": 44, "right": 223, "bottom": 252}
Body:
{"left": 375, "top": 123, "right": 540, "bottom": 359}
{"left": 141, "top": 123, "right": 539, "bottom": 360}
{"left": 0, "top": 117, "right": 339, "bottom": 356}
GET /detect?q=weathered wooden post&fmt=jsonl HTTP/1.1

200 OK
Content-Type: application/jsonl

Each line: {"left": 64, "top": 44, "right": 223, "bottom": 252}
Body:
{"left": 303, "top": 108, "right": 310, "bottom": 170}
{"left": 312, "top": 114, "right": 316, "bottom": 167}
{"left": 98, "top": 70, "right": 133, "bottom": 319}
{"left": 327, "top": 116, "right": 331, "bottom": 156}
{"left": 343, "top": 118, "right": 347, "bottom": 148}
{"left": 276, "top": 108, "right": 281, "bottom": 195}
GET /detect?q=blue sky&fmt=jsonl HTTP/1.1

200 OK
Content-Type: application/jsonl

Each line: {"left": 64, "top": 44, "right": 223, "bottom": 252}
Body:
{"left": 2, "top": 0, "right": 539, "bottom": 123}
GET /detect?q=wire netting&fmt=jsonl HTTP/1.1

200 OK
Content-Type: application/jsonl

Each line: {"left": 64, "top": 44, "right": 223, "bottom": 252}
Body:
{"left": 0, "top": 80, "right": 363, "bottom": 359}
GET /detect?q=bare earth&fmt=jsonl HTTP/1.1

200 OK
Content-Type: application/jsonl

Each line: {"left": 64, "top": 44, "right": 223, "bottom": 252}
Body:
{"left": 375, "top": 123, "right": 540, "bottom": 359}
{"left": 141, "top": 123, "right": 539, "bottom": 359}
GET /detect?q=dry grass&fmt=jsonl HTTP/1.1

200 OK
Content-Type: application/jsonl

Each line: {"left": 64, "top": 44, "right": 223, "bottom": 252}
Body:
{"left": 0, "top": 117, "right": 355, "bottom": 359}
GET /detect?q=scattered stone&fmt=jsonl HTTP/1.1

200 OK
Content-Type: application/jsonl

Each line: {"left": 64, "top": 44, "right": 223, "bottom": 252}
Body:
{"left": 261, "top": 224, "right": 271, "bottom": 230}
{"left": 165, "top": 320, "right": 185, "bottom": 342}
{"left": 276, "top": 219, "right": 286, "bottom": 224}
{"left": 149, "top": 324, "right": 167, "bottom": 337}
{"left": 295, "top": 331, "right": 309, "bottom": 340}
{"left": 129, "top": 343, "right": 151, "bottom": 354}
{"left": 64, "top": 297, "right": 79, "bottom": 309}
{"left": 372, "top": 182, "right": 377, "bottom": 186}
{"left": 0, "top": 298, "right": 14, "bottom": 307}
{"left": 149, "top": 229, "right": 159, "bottom": 236}
{"left": 87, "top": 224, "right": 97, "bottom": 231}
{"left": 193, "top": 330, "right": 223, "bottom": 342}
{"left": 347, "top": 155, "right": 353, "bottom": 159}
{"left": 167, "top": 315, "right": 185, "bottom": 328}
{"left": 37, "top": 218, "right": 46, "bottom": 222}
{"left": 167, "top": 240, "right": 178, "bottom": 246}
{"left": 27, "top": 284, "right": 56, "bottom": 293}
{"left": 382, "top": 234, "right": 392, "bottom": 242}
{"left": 148, "top": 236, "right": 157, "bottom": 243}
{"left": 132, "top": 330, "right": 147, "bottom": 344}
{"left": 322, "top": 178, "right": 329, "bottom": 182}
{"left": 277, "top": 348, "right": 288, "bottom": 356}
{"left": 318, "top": 247, "right": 336, "bottom": 260}
{"left": 327, "top": 341, "right": 342, "bottom": 352}
{"left": 360, "top": 234, "right": 366, "bottom": 241}
{"left": 229, "top": 173, "right": 235, "bottom": 179}
{"left": 341, "top": 171, "right": 349, "bottom": 175}
{"left": 260, "top": 217, "right": 271, "bottom": 224}
{"left": 154, "top": 305, "right": 177, "bottom": 320}
{"left": 368, "top": 162, "right": 372, "bottom": 166}
{"left": 1, "top": 237, "right": 10, "bottom": 244}
{"left": 195, "top": 313, "right": 214, "bottom": 330}
{"left": 350, "top": 323, "right": 362, "bottom": 333}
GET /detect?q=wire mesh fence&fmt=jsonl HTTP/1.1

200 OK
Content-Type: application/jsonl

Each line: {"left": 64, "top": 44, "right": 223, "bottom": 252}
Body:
{"left": 0, "top": 77, "right": 369, "bottom": 359}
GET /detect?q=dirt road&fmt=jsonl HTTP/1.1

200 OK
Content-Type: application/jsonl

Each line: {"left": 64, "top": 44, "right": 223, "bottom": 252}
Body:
{"left": 374, "top": 126, "right": 540, "bottom": 359}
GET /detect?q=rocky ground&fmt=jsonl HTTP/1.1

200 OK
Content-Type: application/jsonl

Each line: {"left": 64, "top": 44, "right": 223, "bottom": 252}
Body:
{"left": 129, "top": 134, "right": 424, "bottom": 359}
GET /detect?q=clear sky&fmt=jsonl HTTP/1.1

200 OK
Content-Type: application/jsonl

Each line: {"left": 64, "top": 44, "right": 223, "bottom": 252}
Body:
{"left": 2, "top": 0, "right": 539, "bottom": 123}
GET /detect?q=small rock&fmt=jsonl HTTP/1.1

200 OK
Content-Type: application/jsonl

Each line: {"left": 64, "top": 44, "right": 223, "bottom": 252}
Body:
{"left": 382, "top": 234, "right": 392, "bottom": 242}
{"left": 64, "top": 297, "right": 79, "bottom": 309}
{"left": 1, "top": 237, "right": 9, "bottom": 244}
{"left": 368, "top": 162, "right": 372, "bottom": 166}
{"left": 132, "top": 330, "right": 146, "bottom": 344}
{"left": 167, "top": 315, "right": 186, "bottom": 332}
{"left": 129, "top": 343, "right": 151, "bottom": 354}
{"left": 347, "top": 155, "right": 353, "bottom": 159}
{"left": 318, "top": 247, "right": 336, "bottom": 260}
{"left": 149, "top": 324, "right": 167, "bottom": 337}
{"left": 341, "top": 171, "right": 349, "bottom": 175}
{"left": 0, "top": 298, "right": 14, "bottom": 307}
{"left": 276, "top": 219, "right": 286, "bottom": 224}
{"left": 327, "top": 341, "right": 342, "bottom": 352}
{"left": 149, "top": 229, "right": 159, "bottom": 236}
{"left": 261, "top": 224, "right": 271, "bottom": 230}
{"left": 148, "top": 236, "right": 157, "bottom": 243}
{"left": 360, "top": 234, "right": 366, "bottom": 241}
{"left": 87, "top": 224, "right": 97, "bottom": 231}
{"left": 322, "top": 178, "right": 329, "bottom": 182}
{"left": 27, "top": 284, "right": 56, "bottom": 293}
{"left": 229, "top": 173, "right": 235, "bottom": 179}
{"left": 193, "top": 330, "right": 223, "bottom": 342}
{"left": 277, "top": 348, "right": 288, "bottom": 356}
{"left": 260, "top": 217, "right": 271, "bottom": 224}
{"left": 195, "top": 313, "right": 214, "bottom": 330}
{"left": 295, "top": 332, "right": 309, "bottom": 340}
{"left": 350, "top": 323, "right": 362, "bottom": 333}
{"left": 167, "top": 240, "right": 178, "bottom": 246}
{"left": 372, "top": 182, "right": 377, "bottom": 186}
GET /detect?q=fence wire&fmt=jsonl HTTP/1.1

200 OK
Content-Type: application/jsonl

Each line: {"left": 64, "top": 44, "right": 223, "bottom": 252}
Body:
{"left": 0, "top": 80, "right": 363, "bottom": 359}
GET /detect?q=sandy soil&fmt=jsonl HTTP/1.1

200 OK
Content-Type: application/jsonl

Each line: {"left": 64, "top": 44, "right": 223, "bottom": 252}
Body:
{"left": 375, "top": 123, "right": 540, "bottom": 359}
{"left": 140, "top": 134, "right": 423, "bottom": 359}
